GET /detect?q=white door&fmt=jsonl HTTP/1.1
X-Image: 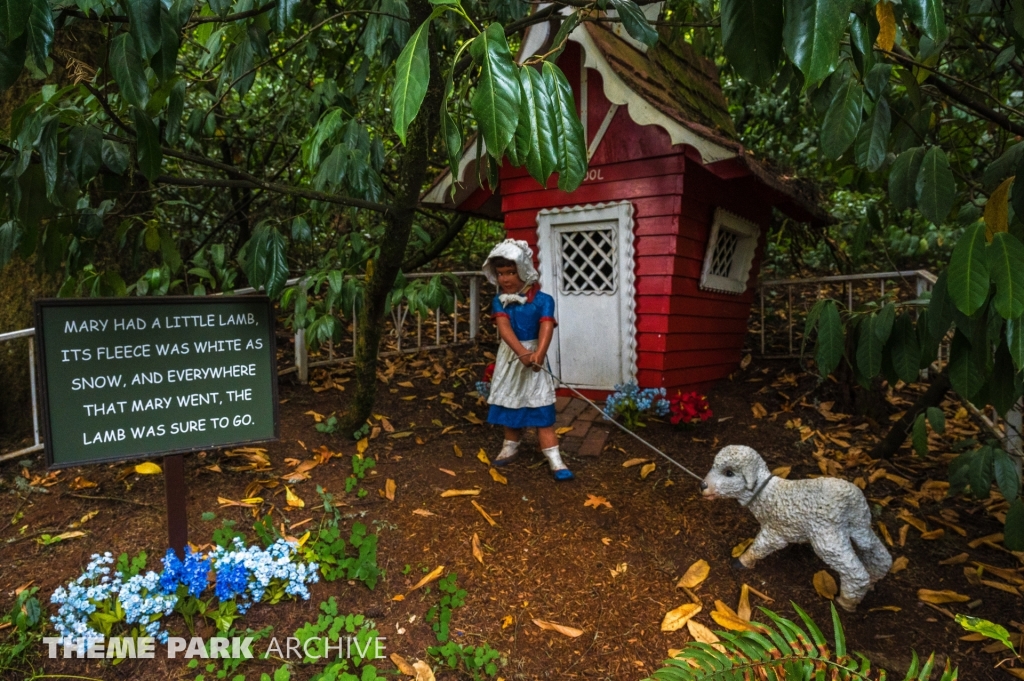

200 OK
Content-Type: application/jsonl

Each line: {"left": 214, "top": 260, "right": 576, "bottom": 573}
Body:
{"left": 536, "top": 202, "right": 637, "bottom": 390}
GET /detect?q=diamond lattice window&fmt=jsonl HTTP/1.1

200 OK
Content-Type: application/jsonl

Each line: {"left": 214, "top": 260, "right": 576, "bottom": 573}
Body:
{"left": 700, "top": 209, "right": 760, "bottom": 295}
{"left": 558, "top": 229, "right": 617, "bottom": 294}
{"left": 708, "top": 230, "right": 739, "bottom": 278}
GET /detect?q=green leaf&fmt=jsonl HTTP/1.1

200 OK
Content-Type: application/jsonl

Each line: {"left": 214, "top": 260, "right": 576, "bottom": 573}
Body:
{"left": 1005, "top": 498, "right": 1024, "bottom": 551}
{"left": 820, "top": 77, "right": 863, "bottom": 160}
{"left": 856, "top": 315, "right": 883, "bottom": 378}
{"left": 0, "top": 0, "right": 27, "bottom": 41}
{"left": 988, "top": 232, "right": 1024, "bottom": 319}
{"left": 947, "top": 223, "right": 991, "bottom": 315}
{"left": 903, "top": 0, "right": 947, "bottom": 42}
{"left": 608, "top": 0, "right": 658, "bottom": 47}
{"left": 151, "top": 8, "right": 180, "bottom": 83}
{"left": 509, "top": 67, "right": 532, "bottom": 167}
{"left": 271, "top": 0, "right": 301, "bottom": 32}
{"left": 110, "top": 33, "right": 150, "bottom": 109}
{"left": 948, "top": 331, "right": 985, "bottom": 400}
{"left": 889, "top": 313, "right": 921, "bottom": 383}
{"left": 38, "top": 116, "right": 57, "bottom": 197}
{"left": 721, "top": 0, "right": 783, "bottom": 86}
{"left": 968, "top": 445, "right": 994, "bottom": 498}
{"left": 542, "top": 61, "right": 586, "bottom": 192}
{"left": 102, "top": 140, "right": 130, "bottom": 174}
{"left": 132, "top": 107, "right": 163, "bottom": 181}
{"left": 470, "top": 24, "right": 521, "bottom": 160}
{"left": 440, "top": 105, "right": 462, "bottom": 182}
{"left": 546, "top": 12, "right": 581, "bottom": 61}
{"left": 0, "top": 32, "right": 26, "bottom": 91}
{"left": 815, "top": 300, "right": 844, "bottom": 376}
{"left": 67, "top": 126, "right": 103, "bottom": 188}
{"left": 519, "top": 64, "right": 557, "bottom": 187}
{"left": 245, "top": 224, "right": 289, "bottom": 299}
{"left": 128, "top": 0, "right": 162, "bottom": 60}
{"left": 915, "top": 146, "right": 956, "bottom": 225}
{"left": 926, "top": 406, "right": 945, "bottom": 434}
{"left": 1008, "top": 315, "right": 1024, "bottom": 372}
{"left": 25, "top": 0, "right": 53, "bottom": 69}
{"left": 854, "top": 96, "right": 890, "bottom": 172}
{"left": 927, "top": 270, "right": 954, "bottom": 341}
{"left": 875, "top": 302, "right": 895, "bottom": 342}
{"left": 165, "top": 79, "right": 185, "bottom": 145}
{"left": 889, "top": 146, "right": 925, "bottom": 211}
{"left": 391, "top": 19, "right": 431, "bottom": 145}
{"left": 956, "top": 615, "right": 1017, "bottom": 653}
{"left": 993, "top": 448, "right": 1021, "bottom": 502}
{"left": 849, "top": 10, "right": 877, "bottom": 76}
{"left": 912, "top": 412, "right": 928, "bottom": 456}
{"left": 782, "top": 0, "right": 851, "bottom": 86}
{"left": 0, "top": 220, "right": 21, "bottom": 268}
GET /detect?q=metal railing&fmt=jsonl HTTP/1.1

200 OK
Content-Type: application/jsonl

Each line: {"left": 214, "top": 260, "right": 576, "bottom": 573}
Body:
{"left": 0, "top": 271, "right": 485, "bottom": 464}
{"left": 756, "top": 269, "right": 938, "bottom": 358}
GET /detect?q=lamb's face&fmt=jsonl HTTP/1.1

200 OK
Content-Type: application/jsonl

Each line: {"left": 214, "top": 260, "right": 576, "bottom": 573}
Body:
{"left": 701, "top": 445, "right": 763, "bottom": 500}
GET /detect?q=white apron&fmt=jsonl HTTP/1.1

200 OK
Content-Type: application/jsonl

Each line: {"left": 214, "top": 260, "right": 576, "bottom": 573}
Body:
{"left": 488, "top": 339, "right": 556, "bottom": 409}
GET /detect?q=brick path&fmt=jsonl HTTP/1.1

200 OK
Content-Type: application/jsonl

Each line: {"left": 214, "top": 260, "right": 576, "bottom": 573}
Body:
{"left": 555, "top": 396, "right": 611, "bottom": 457}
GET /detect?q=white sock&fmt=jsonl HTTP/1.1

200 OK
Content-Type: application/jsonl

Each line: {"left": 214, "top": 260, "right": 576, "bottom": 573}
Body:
{"left": 496, "top": 439, "right": 520, "bottom": 461}
{"left": 542, "top": 446, "right": 568, "bottom": 471}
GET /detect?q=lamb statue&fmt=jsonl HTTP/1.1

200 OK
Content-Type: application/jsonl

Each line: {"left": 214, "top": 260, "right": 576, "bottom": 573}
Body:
{"left": 700, "top": 445, "right": 892, "bottom": 611}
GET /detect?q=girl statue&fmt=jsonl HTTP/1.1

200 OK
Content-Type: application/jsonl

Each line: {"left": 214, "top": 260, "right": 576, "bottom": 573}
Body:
{"left": 481, "top": 239, "right": 573, "bottom": 481}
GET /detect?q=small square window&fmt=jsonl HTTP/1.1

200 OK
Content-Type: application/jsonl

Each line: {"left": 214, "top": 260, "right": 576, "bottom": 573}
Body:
{"left": 699, "top": 209, "right": 759, "bottom": 295}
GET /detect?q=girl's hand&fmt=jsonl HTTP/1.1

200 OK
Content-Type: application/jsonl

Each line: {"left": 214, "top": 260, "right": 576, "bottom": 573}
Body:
{"left": 530, "top": 353, "right": 544, "bottom": 371}
{"left": 518, "top": 351, "right": 534, "bottom": 367}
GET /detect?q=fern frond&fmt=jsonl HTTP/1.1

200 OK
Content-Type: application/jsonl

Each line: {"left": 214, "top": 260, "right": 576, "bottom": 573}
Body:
{"left": 646, "top": 603, "right": 959, "bottom": 681}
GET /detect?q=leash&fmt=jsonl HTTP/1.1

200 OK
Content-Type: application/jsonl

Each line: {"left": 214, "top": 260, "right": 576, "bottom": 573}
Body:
{"left": 509, "top": 354, "right": 705, "bottom": 483}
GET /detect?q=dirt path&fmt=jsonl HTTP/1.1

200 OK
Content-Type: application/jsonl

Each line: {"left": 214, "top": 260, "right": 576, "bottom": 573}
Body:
{"left": 1, "top": 351, "right": 1021, "bottom": 680}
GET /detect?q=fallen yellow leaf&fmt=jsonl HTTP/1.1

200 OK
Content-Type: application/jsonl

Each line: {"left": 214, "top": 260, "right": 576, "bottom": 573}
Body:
{"left": 440, "top": 489, "right": 481, "bottom": 497}
{"left": 412, "top": 509, "right": 435, "bottom": 517}
{"left": 751, "top": 403, "right": 767, "bottom": 418}
{"left": 771, "top": 466, "right": 791, "bottom": 479}
{"left": 737, "top": 584, "right": 751, "bottom": 621}
{"left": 622, "top": 458, "right": 649, "bottom": 467}
{"left": 686, "top": 620, "right": 723, "bottom": 650}
{"left": 392, "top": 594, "right": 405, "bottom": 601}
{"left": 501, "top": 615, "right": 514, "bottom": 629}
{"left": 869, "top": 605, "right": 902, "bottom": 613}
{"left": 453, "top": 444, "right": 463, "bottom": 457}
{"left": 477, "top": 449, "right": 490, "bottom": 465}
{"left": 917, "top": 589, "right": 970, "bottom": 604}
{"left": 660, "top": 603, "right": 701, "bottom": 632}
{"left": 285, "top": 486, "right": 305, "bottom": 508}
{"left": 390, "top": 653, "right": 416, "bottom": 676}
{"left": 813, "top": 571, "right": 837, "bottom": 600}
{"left": 385, "top": 478, "right": 396, "bottom": 502}
{"left": 134, "top": 462, "right": 162, "bottom": 475}
{"left": 584, "top": 494, "right": 612, "bottom": 509}
{"left": 472, "top": 533, "right": 484, "bottom": 565}
{"left": 489, "top": 468, "right": 507, "bottom": 485}
{"left": 532, "top": 619, "right": 583, "bottom": 637}
{"left": 938, "top": 552, "right": 969, "bottom": 565}
{"left": 555, "top": 426, "right": 574, "bottom": 435}
{"left": 397, "top": 381, "right": 415, "bottom": 388}
{"left": 471, "top": 500, "right": 497, "bottom": 526}
{"left": 890, "top": 556, "right": 909, "bottom": 574}
{"left": 304, "top": 410, "right": 325, "bottom": 422}
{"left": 711, "top": 609, "right": 758, "bottom": 632}
{"left": 920, "top": 529, "right": 944, "bottom": 540}
{"left": 411, "top": 660, "right": 435, "bottom": 681}
{"left": 640, "top": 462, "right": 656, "bottom": 479}
{"left": 357, "top": 438, "right": 369, "bottom": 455}
{"left": 731, "top": 538, "right": 753, "bottom": 558}
{"left": 410, "top": 566, "right": 445, "bottom": 591}
{"left": 981, "top": 579, "right": 1020, "bottom": 595}
{"left": 676, "top": 559, "right": 710, "bottom": 589}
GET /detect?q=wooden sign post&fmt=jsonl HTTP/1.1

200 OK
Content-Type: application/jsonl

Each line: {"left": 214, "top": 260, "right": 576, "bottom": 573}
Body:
{"left": 33, "top": 297, "right": 280, "bottom": 557}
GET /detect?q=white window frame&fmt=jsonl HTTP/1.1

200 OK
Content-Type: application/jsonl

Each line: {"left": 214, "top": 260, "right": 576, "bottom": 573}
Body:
{"left": 699, "top": 208, "right": 760, "bottom": 295}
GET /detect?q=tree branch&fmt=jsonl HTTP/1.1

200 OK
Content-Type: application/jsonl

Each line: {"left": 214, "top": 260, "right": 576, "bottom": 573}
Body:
{"left": 153, "top": 175, "right": 391, "bottom": 212}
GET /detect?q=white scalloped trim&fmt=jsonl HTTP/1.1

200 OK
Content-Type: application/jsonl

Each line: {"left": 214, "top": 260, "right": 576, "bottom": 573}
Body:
{"left": 536, "top": 201, "right": 638, "bottom": 385}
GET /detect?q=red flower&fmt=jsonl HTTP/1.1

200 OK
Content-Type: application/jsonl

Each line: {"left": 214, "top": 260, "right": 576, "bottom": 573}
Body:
{"left": 668, "top": 391, "right": 713, "bottom": 425}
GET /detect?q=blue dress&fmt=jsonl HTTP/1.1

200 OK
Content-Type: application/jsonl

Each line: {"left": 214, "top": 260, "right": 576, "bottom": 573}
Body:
{"left": 487, "top": 286, "right": 558, "bottom": 429}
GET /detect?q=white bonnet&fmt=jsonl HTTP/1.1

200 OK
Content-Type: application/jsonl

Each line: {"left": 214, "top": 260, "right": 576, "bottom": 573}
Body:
{"left": 481, "top": 239, "right": 539, "bottom": 287}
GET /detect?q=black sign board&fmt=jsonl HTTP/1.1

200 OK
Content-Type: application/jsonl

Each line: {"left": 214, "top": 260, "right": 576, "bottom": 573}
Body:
{"left": 34, "top": 296, "right": 279, "bottom": 469}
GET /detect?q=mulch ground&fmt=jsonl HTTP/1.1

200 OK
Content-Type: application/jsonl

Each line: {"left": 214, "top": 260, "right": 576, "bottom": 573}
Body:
{"left": 1, "top": 345, "right": 1022, "bottom": 681}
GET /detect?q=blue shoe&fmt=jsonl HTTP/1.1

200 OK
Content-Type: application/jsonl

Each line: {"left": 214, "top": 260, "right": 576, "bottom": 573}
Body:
{"left": 552, "top": 469, "right": 575, "bottom": 481}
{"left": 493, "top": 451, "right": 520, "bottom": 467}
